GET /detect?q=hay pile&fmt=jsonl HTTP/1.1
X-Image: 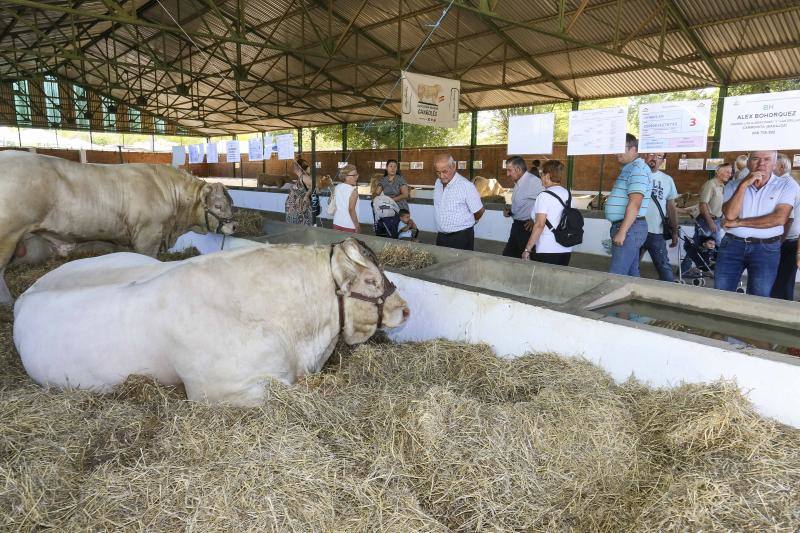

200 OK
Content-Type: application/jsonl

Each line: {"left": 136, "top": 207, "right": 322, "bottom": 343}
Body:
{"left": 1, "top": 261, "right": 799, "bottom": 531}
{"left": 232, "top": 208, "right": 265, "bottom": 237}
{"left": 481, "top": 194, "right": 507, "bottom": 204}
{"left": 378, "top": 244, "right": 436, "bottom": 270}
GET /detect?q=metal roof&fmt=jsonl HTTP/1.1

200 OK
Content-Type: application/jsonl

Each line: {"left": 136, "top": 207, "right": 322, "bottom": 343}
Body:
{"left": 0, "top": 0, "right": 798, "bottom": 135}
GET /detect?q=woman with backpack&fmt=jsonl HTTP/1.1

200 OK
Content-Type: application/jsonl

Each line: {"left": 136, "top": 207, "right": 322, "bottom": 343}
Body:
{"left": 521, "top": 160, "right": 581, "bottom": 266}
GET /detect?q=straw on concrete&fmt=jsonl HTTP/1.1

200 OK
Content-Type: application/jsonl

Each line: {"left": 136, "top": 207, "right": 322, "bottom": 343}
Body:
{"left": 377, "top": 244, "right": 436, "bottom": 270}
{"left": 232, "top": 208, "right": 265, "bottom": 237}
{"left": 1, "top": 259, "right": 799, "bottom": 531}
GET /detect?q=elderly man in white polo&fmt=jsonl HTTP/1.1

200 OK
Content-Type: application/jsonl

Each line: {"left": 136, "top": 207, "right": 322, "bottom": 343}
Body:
{"left": 432, "top": 154, "right": 485, "bottom": 250}
{"left": 718, "top": 150, "right": 800, "bottom": 296}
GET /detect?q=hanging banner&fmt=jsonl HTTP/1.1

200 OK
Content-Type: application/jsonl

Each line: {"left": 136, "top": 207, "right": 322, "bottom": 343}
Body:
{"left": 226, "top": 140, "right": 241, "bottom": 163}
{"left": 401, "top": 70, "right": 460, "bottom": 128}
{"left": 639, "top": 100, "right": 711, "bottom": 153}
{"left": 720, "top": 90, "right": 800, "bottom": 152}
{"left": 263, "top": 134, "right": 274, "bottom": 159}
{"left": 171, "top": 145, "right": 185, "bottom": 167}
{"left": 507, "top": 113, "right": 555, "bottom": 155}
{"left": 248, "top": 138, "right": 264, "bottom": 161}
{"left": 276, "top": 133, "right": 295, "bottom": 160}
{"left": 206, "top": 142, "right": 218, "bottom": 163}
{"left": 188, "top": 144, "right": 204, "bottom": 164}
{"left": 567, "top": 107, "right": 628, "bottom": 155}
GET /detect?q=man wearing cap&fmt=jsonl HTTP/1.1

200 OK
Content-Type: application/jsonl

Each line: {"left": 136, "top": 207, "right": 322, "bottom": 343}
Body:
{"left": 718, "top": 150, "right": 799, "bottom": 296}
{"left": 502, "top": 155, "right": 543, "bottom": 258}
{"left": 604, "top": 133, "right": 652, "bottom": 277}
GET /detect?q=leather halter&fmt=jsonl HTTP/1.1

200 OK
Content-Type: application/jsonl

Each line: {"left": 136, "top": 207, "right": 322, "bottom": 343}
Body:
{"left": 330, "top": 242, "right": 397, "bottom": 332}
{"left": 204, "top": 208, "right": 235, "bottom": 234}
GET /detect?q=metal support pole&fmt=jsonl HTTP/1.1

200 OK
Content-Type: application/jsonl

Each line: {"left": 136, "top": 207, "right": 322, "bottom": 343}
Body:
{"left": 566, "top": 99, "right": 579, "bottom": 188}
{"left": 396, "top": 119, "right": 404, "bottom": 164}
{"left": 597, "top": 154, "right": 605, "bottom": 209}
{"left": 17, "top": 125, "right": 22, "bottom": 146}
{"left": 708, "top": 85, "right": 728, "bottom": 180}
{"left": 469, "top": 109, "right": 478, "bottom": 180}
{"left": 297, "top": 127, "right": 303, "bottom": 155}
{"left": 261, "top": 131, "right": 266, "bottom": 173}
{"left": 341, "top": 122, "right": 348, "bottom": 159}
{"left": 311, "top": 130, "right": 319, "bottom": 226}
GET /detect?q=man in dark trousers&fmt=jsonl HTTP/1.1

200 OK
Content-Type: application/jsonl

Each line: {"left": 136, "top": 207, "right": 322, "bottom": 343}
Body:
{"left": 433, "top": 153, "right": 485, "bottom": 250}
{"left": 502, "top": 155, "right": 543, "bottom": 258}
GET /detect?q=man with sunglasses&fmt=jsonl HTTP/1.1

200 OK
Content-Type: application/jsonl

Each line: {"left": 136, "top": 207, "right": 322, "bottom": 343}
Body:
{"left": 640, "top": 152, "right": 678, "bottom": 281}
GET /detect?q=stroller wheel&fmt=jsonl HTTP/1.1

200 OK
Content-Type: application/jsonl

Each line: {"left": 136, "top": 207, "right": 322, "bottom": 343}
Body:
{"left": 677, "top": 279, "right": 687, "bottom": 284}
{"left": 736, "top": 286, "right": 746, "bottom": 294}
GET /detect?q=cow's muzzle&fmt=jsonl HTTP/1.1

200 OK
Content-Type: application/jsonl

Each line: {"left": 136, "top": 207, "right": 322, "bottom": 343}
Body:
{"left": 205, "top": 209, "right": 236, "bottom": 235}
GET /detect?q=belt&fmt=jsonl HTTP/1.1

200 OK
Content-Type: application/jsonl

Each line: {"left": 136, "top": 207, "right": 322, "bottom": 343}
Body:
{"left": 726, "top": 234, "right": 782, "bottom": 244}
{"left": 440, "top": 227, "right": 473, "bottom": 236}
{"left": 610, "top": 216, "right": 646, "bottom": 224}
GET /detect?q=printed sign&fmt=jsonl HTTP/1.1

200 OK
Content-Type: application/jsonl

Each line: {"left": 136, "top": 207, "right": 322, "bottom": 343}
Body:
{"left": 507, "top": 113, "right": 555, "bottom": 155}
{"left": 567, "top": 107, "right": 628, "bottom": 155}
{"left": 188, "top": 144, "right": 204, "bottom": 164}
{"left": 410, "top": 161, "right": 424, "bottom": 170}
{"left": 171, "top": 145, "right": 185, "bottom": 167}
{"left": 705, "top": 158, "right": 724, "bottom": 171}
{"left": 794, "top": 154, "right": 800, "bottom": 168}
{"left": 225, "top": 140, "right": 240, "bottom": 163}
{"left": 276, "top": 134, "right": 295, "bottom": 160}
{"left": 263, "top": 135, "right": 274, "bottom": 159}
{"left": 401, "top": 71, "right": 460, "bottom": 128}
{"left": 678, "top": 158, "right": 704, "bottom": 171}
{"left": 639, "top": 100, "right": 711, "bottom": 153}
{"left": 206, "top": 142, "right": 218, "bottom": 163}
{"left": 719, "top": 90, "right": 800, "bottom": 151}
{"left": 248, "top": 138, "right": 263, "bottom": 161}
{"left": 457, "top": 161, "right": 467, "bottom": 170}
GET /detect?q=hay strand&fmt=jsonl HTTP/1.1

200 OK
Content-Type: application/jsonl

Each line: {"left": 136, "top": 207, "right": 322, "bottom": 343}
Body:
{"left": 377, "top": 244, "right": 435, "bottom": 270}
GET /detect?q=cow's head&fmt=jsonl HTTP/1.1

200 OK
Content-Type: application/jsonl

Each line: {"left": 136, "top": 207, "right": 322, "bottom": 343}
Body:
{"left": 331, "top": 238, "right": 410, "bottom": 344}
{"left": 201, "top": 182, "right": 237, "bottom": 235}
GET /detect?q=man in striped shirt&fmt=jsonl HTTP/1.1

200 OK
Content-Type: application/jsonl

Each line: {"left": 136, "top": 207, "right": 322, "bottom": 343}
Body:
{"left": 604, "top": 133, "right": 652, "bottom": 277}
{"left": 433, "top": 154, "right": 485, "bottom": 250}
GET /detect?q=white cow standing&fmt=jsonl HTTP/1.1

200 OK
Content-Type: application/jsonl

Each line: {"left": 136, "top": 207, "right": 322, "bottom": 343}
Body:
{"left": 14, "top": 239, "right": 409, "bottom": 405}
{"left": 0, "top": 150, "right": 237, "bottom": 304}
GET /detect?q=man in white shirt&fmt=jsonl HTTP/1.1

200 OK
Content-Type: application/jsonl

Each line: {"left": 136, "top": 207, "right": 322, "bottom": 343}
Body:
{"left": 734, "top": 154, "right": 750, "bottom": 181}
{"left": 502, "top": 155, "right": 543, "bottom": 258}
{"left": 776, "top": 153, "right": 792, "bottom": 178}
{"left": 433, "top": 154, "right": 484, "bottom": 250}
{"left": 640, "top": 153, "right": 678, "bottom": 282}
{"left": 717, "top": 150, "right": 799, "bottom": 296}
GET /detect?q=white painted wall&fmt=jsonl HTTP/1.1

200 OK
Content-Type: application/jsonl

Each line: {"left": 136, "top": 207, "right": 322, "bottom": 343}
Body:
{"left": 385, "top": 272, "right": 800, "bottom": 429}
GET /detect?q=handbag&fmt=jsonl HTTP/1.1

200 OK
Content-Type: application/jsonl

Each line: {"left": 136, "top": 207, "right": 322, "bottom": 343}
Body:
{"left": 651, "top": 192, "right": 674, "bottom": 240}
{"left": 326, "top": 186, "right": 337, "bottom": 216}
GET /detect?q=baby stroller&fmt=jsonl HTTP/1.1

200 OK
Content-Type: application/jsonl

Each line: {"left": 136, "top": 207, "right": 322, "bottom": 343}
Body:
{"left": 678, "top": 231, "right": 716, "bottom": 287}
{"left": 372, "top": 194, "right": 400, "bottom": 239}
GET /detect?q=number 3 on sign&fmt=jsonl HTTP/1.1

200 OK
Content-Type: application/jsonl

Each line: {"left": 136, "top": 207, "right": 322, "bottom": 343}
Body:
{"left": 689, "top": 117, "right": 697, "bottom": 127}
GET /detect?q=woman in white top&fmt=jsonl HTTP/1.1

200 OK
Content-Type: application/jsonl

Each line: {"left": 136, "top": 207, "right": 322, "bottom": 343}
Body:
{"left": 332, "top": 164, "right": 360, "bottom": 233}
{"left": 522, "top": 160, "right": 573, "bottom": 266}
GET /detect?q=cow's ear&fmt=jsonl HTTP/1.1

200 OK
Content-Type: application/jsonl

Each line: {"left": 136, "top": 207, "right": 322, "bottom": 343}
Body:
{"left": 341, "top": 239, "right": 369, "bottom": 269}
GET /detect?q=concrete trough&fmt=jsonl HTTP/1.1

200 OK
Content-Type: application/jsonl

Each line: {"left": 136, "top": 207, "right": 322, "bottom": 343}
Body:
{"left": 172, "top": 219, "right": 800, "bottom": 428}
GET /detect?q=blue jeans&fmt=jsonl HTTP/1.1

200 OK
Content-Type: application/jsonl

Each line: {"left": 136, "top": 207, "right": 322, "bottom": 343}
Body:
{"left": 641, "top": 233, "right": 674, "bottom": 282}
{"left": 609, "top": 219, "right": 648, "bottom": 277}
{"left": 714, "top": 235, "right": 781, "bottom": 296}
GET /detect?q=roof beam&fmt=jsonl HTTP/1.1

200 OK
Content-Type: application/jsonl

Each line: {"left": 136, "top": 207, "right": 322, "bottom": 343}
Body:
{"left": 662, "top": 0, "right": 727, "bottom": 84}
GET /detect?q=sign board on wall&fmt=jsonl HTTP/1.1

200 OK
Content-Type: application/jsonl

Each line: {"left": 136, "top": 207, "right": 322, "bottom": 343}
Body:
{"left": 171, "top": 145, "right": 185, "bottom": 167}
{"left": 678, "top": 158, "right": 704, "bottom": 171}
{"left": 719, "top": 90, "right": 800, "bottom": 151}
{"left": 188, "top": 144, "right": 204, "bottom": 164}
{"left": 248, "top": 138, "right": 263, "bottom": 161}
{"left": 276, "top": 134, "right": 295, "bottom": 160}
{"left": 794, "top": 154, "right": 800, "bottom": 168}
{"left": 225, "top": 140, "right": 240, "bottom": 163}
{"left": 705, "top": 158, "right": 724, "bottom": 171}
{"left": 401, "top": 70, "right": 460, "bottom": 129}
{"left": 206, "top": 142, "right": 218, "bottom": 163}
{"left": 638, "top": 100, "right": 711, "bottom": 153}
{"left": 567, "top": 107, "right": 628, "bottom": 155}
{"left": 507, "top": 113, "right": 555, "bottom": 155}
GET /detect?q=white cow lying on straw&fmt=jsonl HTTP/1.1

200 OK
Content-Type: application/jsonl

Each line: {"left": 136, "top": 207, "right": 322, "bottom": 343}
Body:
{"left": 14, "top": 239, "right": 409, "bottom": 405}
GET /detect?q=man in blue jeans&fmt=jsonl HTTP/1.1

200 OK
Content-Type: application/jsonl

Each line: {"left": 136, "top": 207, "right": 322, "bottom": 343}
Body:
{"left": 605, "top": 133, "right": 652, "bottom": 277}
{"left": 717, "top": 150, "right": 799, "bottom": 296}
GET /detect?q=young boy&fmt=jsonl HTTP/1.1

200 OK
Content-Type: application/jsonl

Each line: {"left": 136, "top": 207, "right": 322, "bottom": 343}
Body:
{"left": 695, "top": 235, "right": 717, "bottom": 272}
{"left": 398, "top": 209, "right": 418, "bottom": 240}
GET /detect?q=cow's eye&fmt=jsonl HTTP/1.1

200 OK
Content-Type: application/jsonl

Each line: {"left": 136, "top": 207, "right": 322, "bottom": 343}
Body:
{"left": 214, "top": 204, "right": 222, "bottom": 210}
{"left": 366, "top": 278, "right": 378, "bottom": 286}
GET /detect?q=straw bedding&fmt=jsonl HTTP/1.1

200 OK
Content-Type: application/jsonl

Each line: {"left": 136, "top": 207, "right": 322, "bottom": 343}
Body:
{"left": 232, "top": 208, "right": 266, "bottom": 237}
{"left": 1, "top": 257, "right": 799, "bottom": 531}
{"left": 377, "top": 244, "right": 436, "bottom": 270}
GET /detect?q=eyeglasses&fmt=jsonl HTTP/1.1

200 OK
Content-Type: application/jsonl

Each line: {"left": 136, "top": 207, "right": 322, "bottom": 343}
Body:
{"left": 647, "top": 154, "right": 665, "bottom": 159}
{"left": 346, "top": 173, "right": 358, "bottom": 177}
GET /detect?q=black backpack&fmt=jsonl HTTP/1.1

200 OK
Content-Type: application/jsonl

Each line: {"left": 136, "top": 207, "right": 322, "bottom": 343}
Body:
{"left": 542, "top": 189, "right": 584, "bottom": 247}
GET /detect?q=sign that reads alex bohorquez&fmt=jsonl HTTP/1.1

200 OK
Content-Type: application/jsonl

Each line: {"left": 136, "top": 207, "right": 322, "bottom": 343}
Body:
{"left": 401, "top": 71, "right": 460, "bottom": 129}
{"left": 720, "top": 90, "right": 800, "bottom": 152}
